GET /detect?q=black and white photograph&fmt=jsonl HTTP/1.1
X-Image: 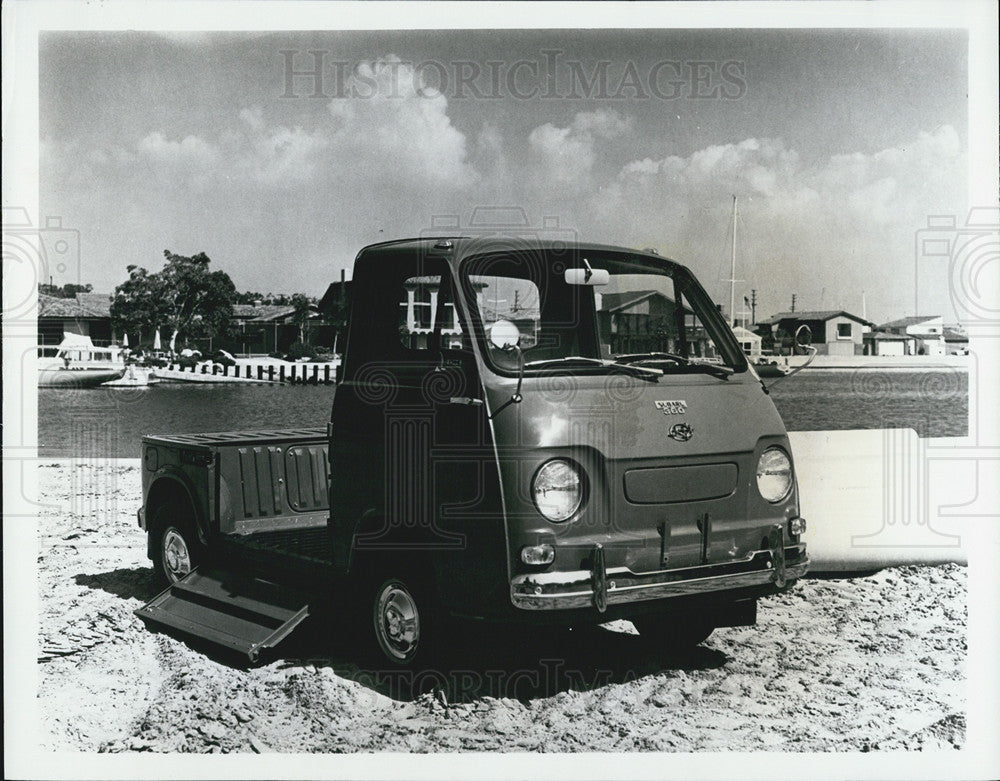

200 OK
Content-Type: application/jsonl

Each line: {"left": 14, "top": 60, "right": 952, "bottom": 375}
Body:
{"left": 3, "top": 1, "right": 999, "bottom": 779}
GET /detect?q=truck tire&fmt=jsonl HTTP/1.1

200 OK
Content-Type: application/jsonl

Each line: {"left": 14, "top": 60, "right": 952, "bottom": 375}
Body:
{"left": 150, "top": 506, "right": 203, "bottom": 585}
{"left": 632, "top": 615, "right": 714, "bottom": 650}
{"left": 367, "top": 568, "right": 441, "bottom": 668}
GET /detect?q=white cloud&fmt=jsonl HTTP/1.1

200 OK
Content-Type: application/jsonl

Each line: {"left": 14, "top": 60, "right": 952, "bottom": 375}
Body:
{"left": 220, "top": 108, "right": 329, "bottom": 188}
{"left": 80, "top": 57, "right": 475, "bottom": 193}
{"left": 571, "top": 109, "right": 634, "bottom": 139}
{"left": 528, "top": 123, "right": 593, "bottom": 185}
{"left": 585, "top": 126, "right": 965, "bottom": 320}
{"left": 47, "top": 79, "right": 966, "bottom": 323}
{"left": 472, "top": 123, "right": 509, "bottom": 190}
{"left": 323, "top": 56, "right": 475, "bottom": 188}
{"left": 138, "top": 132, "right": 219, "bottom": 167}
{"left": 528, "top": 109, "right": 633, "bottom": 188}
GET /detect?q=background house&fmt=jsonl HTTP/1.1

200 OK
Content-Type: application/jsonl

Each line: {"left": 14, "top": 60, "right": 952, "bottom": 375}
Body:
{"left": 226, "top": 302, "right": 321, "bottom": 355}
{"left": 38, "top": 292, "right": 114, "bottom": 345}
{"left": 731, "top": 325, "right": 763, "bottom": 360}
{"left": 755, "top": 310, "right": 873, "bottom": 356}
{"left": 317, "top": 276, "right": 352, "bottom": 321}
{"left": 596, "top": 290, "right": 714, "bottom": 357}
{"left": 876, "top": 315, "right": 946, "bottom": 356}
{"left": 317, "top": 270, "right": 353, "bottom": 350}
{"left": 398, "top": 276, "right": 466, "bottom": 350}
{"left": 943, "top": 325, "right": 969, "bottom": 355}
{"left": 862, "top": 331, "right": 916, "bottom": 356}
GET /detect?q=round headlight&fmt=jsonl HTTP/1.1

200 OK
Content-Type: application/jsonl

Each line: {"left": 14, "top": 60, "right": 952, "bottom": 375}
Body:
{"left": 756, "top": 447, "right": 793, "bottom": 503}
{"left": 532, "top": 459, "right": 584, "bottom": 522}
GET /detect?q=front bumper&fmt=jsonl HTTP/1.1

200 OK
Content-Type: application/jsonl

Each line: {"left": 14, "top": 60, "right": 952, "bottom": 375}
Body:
{"left": 511, "top": 532, "right": 807, "bottom": 611}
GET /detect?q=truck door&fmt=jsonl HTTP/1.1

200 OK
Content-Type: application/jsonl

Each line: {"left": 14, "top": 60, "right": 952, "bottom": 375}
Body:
{"left": 329, "top": 253, "right": 499, "bottom": 589}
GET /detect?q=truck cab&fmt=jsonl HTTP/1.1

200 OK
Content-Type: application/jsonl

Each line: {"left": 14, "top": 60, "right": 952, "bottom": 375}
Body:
{"left": 137, "top": 237, "right": 807, "bottom": 666}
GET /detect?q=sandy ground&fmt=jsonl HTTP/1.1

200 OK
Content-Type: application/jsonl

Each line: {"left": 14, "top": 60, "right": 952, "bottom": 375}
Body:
{"left": 36, "top": 461, "right": 966, "bottom": 753}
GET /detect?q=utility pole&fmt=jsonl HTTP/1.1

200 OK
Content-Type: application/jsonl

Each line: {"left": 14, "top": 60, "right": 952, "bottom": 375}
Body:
{"left": 751, "top": 289, "right": 757, "bottom": 325}
{"left": 791, "top": 293, "right": 797, "bottom": 313}
{"left": 729, "top": 195, "right": 738, "bottom": 326}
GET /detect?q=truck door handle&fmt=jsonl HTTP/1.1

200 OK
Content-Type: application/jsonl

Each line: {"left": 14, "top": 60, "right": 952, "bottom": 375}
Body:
{"left": 449, "top": 397, "right": 483, "bottom": 406}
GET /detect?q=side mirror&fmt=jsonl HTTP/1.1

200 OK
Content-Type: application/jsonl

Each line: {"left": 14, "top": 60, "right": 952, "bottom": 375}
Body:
{"left": 489, "top": 319, "right": 521, "bottom": 350}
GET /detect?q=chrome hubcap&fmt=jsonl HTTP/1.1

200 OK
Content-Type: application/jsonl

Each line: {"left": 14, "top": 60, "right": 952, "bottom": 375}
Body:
{"left": 162, "top": 528, "right": 192, "bottom": 582}
{"left": 375, "top": 583, "right": 420, "bottom": 662}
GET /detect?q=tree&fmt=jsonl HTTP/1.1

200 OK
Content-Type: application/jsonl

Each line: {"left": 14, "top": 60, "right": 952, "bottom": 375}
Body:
{"left": 111, "top": 265, "right": 165, "bottom": 344}
{"left": 111, "top": 250, "right": 236, "bottom": 350}
{"left": 39, "top": 282, "right": 93, "bottom": 298}
{"left": 289, "top": 293, "right": 313, "bottom": 343}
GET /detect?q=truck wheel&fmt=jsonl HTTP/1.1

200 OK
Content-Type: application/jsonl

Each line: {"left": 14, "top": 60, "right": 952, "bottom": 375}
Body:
{"left": 370, "top": 573, "right": 435, "bottom": 667}
{"left": 151, "top": 508, "right": 202, "bottom": 585}
{"left": 632, "top": 616, "right": 714, "bottom": 650}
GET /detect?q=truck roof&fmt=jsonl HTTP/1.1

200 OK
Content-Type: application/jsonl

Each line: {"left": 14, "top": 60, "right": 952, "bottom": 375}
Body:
{"left": 357, "top": 236, "right": 685, "bottom": 270}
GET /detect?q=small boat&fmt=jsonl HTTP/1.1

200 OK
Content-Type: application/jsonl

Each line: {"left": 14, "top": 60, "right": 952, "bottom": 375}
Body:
{"left": 102, "top": 365, "right": 159, "bottom": 387}
{"left": 753, "top": 358, "right": 791, "bottom": 378}
{"left": 38, "top": 335, "right": 126, "bottom": 388}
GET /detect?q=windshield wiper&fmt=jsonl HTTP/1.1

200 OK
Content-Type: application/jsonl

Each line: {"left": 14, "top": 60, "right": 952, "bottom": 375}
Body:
{"left": 614, "top": 352, "right": 685, "bottom": 366}
{"left": 685, "top": 361, "right": 734, "bottom": 380}
{"left": 524, "top": 356, "right": 608, "bottom": 368}
{"left": 614, "top": 352, "right": 734, "bottom": 381}
{"left": 524, "top": 356, "right": 661, "bottom": 382}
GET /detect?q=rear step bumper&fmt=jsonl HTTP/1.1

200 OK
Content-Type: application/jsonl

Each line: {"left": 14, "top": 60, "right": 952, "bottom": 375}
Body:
{"left": 135, "top": 567, "right": 311, "bottom": 662}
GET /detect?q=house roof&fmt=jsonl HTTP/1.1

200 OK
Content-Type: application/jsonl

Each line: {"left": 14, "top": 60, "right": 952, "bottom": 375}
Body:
{"left": 599, "top": 290, "right": 660, "bottom": 312}
{"left": 318, "top": 281, "right": 352, "bottom": 314}
{"left": 759, "top": 310, "right": 874, "bottom": 327}
{"left": 38, "top": 292, "right": 111, "bottom": 319}
{"left": 866, "top": 332, "right": 915, "bottom": 341}
{"left": 598, "top": 290, "right": 691, "bottom": 315}
{"left": 731, "top": 326, "right": 762, "bottom": 341}
{"left": 943, "top": 326, "right": 968, "bottom": 342}
{"left": 231, "top": 304, "right": 302, "bottom": 322}
{"left": 74, "top": 292, "right": 113, "bottom": 315}
{"left": 878, "top": 315, "right": 941, "bottom": 329}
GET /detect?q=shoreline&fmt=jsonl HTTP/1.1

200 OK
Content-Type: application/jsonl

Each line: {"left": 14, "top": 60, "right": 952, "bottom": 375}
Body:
{"left": 784, "top": 354, "right": 968, "bottom": 371}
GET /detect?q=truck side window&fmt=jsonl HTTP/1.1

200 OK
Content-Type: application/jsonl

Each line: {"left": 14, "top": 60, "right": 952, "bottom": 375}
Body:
{"left": 399, "top": 275, "right": 464, "bottom": 352}
{"left": 399, "top": 275, "right": 439, "bottom": 350}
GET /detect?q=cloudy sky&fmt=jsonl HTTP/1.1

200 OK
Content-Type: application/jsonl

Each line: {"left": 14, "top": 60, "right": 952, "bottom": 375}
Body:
{"left": 40, "top": 28, "right": 968, "bottom": 324}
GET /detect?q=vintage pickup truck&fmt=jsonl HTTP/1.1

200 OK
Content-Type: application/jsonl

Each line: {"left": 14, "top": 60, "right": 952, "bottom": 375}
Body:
{"left": 135, "top": 236, "right": 808, "bottom": 666}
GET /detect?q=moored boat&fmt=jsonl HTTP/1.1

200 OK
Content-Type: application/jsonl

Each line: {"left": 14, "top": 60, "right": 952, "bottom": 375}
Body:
{"left": 102, "top": 365, "right": 159, "bottom": 387}
{"left": 38, "top": 335, "right": 126, "bottom": 388}
{"left": 753, "top": 359, "right": 791, "bottom": 378}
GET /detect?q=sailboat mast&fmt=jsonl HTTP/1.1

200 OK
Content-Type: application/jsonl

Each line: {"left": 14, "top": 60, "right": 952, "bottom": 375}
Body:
{"left": 729, "top": 194, "right": 737, "bottom": 327}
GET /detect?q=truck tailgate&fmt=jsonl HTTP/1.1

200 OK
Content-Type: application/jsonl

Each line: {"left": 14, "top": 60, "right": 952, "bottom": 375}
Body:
{"left": 135, "top": 567, "right": 311, "bottom": 662}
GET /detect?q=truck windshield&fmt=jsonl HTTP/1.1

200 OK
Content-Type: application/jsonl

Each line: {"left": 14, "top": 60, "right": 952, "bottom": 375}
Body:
{"left": 461, "top": 250, "right": 747, "bottom": 377}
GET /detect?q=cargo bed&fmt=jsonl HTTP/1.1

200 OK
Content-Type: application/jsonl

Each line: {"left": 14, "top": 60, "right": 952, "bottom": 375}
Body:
{"left": 137, "top": 426, "right": 336, "bottom": 660}
{"left": 216, "top": 525, "right": 336, "bottom": 586}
